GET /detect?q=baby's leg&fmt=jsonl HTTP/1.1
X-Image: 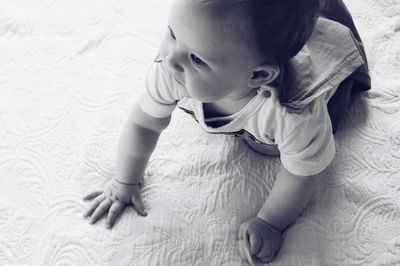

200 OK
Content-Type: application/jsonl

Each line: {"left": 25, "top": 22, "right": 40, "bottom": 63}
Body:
{"left": 327, "top": 76, "right": 354, "bottom": 133}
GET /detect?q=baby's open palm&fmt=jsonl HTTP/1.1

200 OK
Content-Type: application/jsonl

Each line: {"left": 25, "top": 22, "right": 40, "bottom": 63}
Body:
{"left": 83, "top": 179, "right": 147, "bottom": 228}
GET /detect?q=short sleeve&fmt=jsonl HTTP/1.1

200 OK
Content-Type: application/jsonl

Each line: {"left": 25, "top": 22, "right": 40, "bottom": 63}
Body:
{"left": 137, "top": 60, "right": 179, "bottom": 118}
{"left": 278, "top": 99, "right": 336, "bottom": 176}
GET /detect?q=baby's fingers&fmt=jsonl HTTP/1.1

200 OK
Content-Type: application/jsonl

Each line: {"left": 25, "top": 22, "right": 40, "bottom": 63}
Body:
{"left": 249, "top": 232, "right": 263, "bottom": 256}
{"left": 131, "top": 193, "right": 147, "bottom": 216}
{"left": 238, "top": 222, "right": 249, "bottom": 241}
{"left": 83, "top": 194, "right": 106, "bottom": 217}
{"left": 106, "top": 201, "right": 125, "bottom": 229}
{"left": 255, "top": 236, "right": 275, "bottom": 263}
{"left": 83, "top": 191, "right": 102, "bottom": 201}
{"left": 89, "top": 198, "right": 112, "bottom": 224}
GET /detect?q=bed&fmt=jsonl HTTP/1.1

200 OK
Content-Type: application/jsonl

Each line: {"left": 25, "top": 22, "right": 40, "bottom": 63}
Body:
{"left": 1, "top": 0, "right": 400, "bottom": 265}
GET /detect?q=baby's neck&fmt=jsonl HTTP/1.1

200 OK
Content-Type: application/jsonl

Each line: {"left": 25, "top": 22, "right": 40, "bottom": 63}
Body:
{"left": 203, "top": 89, "right": 258, "bottom": 118}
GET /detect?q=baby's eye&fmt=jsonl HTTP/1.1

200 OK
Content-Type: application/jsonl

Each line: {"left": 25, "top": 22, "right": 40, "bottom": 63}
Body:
{"left": 168, "top": 26, "right": 176, "bottom": 40}
{"left": 190, "top": 54, "right": 207, "bottom": 67}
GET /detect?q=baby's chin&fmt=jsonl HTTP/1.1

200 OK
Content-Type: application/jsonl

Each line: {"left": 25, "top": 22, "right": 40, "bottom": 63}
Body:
{"left": 187, "top": 90, "right": 224, "bottom": 103}
{"left": 173, "top": 80, "right": 221, "bottom": 102}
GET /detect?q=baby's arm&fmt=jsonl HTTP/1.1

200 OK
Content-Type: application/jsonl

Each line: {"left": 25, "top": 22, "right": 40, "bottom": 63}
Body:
{"left": 238, "top": 165, "right": 320, "bottom": 263}
{"left": 115, "top": 103, "right": 171, "bottom": 185}
{"left": 83, "top": 103, "right": 171, "bottom": 227}
{"left": 256, "top": 165, "right": 319, "bottom": 231}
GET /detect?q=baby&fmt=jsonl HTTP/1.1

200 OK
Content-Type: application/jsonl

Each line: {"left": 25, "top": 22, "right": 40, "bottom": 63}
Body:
{"left": 83, "top": 0, "right": 370, "bottom": 263}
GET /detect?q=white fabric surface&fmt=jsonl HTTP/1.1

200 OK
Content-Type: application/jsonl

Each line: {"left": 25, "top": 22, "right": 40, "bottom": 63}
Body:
{"left": 1, "top": 0, "right": 400, "bottom": 265}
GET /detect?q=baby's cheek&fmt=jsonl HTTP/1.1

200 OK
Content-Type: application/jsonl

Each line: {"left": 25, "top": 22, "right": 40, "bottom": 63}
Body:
{"left": 194, "top": 81, "right": 215, "bottom": 96}
{"left": 185, "top": 81, "right": 204, "bottom": 98}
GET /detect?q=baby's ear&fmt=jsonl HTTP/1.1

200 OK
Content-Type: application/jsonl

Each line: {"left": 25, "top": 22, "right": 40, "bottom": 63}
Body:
{"left": 247, "top": 65, "right": 280, "bottom": 88}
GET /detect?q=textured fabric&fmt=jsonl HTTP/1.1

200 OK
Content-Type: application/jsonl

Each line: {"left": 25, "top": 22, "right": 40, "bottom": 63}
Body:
{"left": 280, "top": 17, "right": 366, "bottom": 110}
{"left": 1, "top": 0, "right": 400, "bottom": 265}
{"left": 319, "top": 0, "right": 372, "bottom": 92}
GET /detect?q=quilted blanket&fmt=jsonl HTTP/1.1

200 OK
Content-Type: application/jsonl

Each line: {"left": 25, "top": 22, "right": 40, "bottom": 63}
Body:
{"left": 1, "top": 0, "right": 400, "bottom": 265}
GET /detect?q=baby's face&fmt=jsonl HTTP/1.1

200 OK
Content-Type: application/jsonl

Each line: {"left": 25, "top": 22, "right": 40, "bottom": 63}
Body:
{"left": 159, "top": 0, "right": 262, "bottom": 102}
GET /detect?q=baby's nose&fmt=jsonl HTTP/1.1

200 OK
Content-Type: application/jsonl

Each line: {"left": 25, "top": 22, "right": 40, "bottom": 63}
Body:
{"left": 166, "top": 49, "right": 184, "bottom": 73}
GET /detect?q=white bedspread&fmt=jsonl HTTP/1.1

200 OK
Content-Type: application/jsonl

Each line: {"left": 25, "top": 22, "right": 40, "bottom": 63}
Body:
{"left": 1, "top": 0, "right": 400, "bottom": 265}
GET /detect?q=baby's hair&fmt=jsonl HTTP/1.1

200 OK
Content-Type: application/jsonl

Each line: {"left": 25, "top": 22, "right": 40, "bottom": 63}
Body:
{"left": 195, "top": 0, "right": 321, "bottom": 64}
{"left": 250, "top": 0, "right": 320, "bottom": 64}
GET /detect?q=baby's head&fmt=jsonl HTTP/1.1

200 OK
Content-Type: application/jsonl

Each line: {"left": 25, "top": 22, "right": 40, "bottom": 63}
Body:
{"left": 162, "top": 0, "right": 320, "bottom": 102}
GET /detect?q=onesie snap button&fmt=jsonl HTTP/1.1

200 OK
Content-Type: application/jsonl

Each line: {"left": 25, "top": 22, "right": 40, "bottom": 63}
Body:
{"left": 262, "top": 90, "right": 271, "bottom": 98}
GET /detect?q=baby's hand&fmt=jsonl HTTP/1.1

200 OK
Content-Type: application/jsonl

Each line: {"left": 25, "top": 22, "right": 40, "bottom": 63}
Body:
{"left": 83, "top": 178, "right": 147, "bottom": 229}
{"left": 238, "top": 217, "right": 283, "bottom": 264}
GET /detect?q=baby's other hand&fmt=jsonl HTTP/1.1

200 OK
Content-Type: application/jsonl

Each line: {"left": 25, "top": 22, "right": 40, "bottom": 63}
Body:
{"left": 238, "top": 217, "right": 283, "bottom": 264}
{"left": 82, "top": 178, "right": 147, "bottom": 229}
